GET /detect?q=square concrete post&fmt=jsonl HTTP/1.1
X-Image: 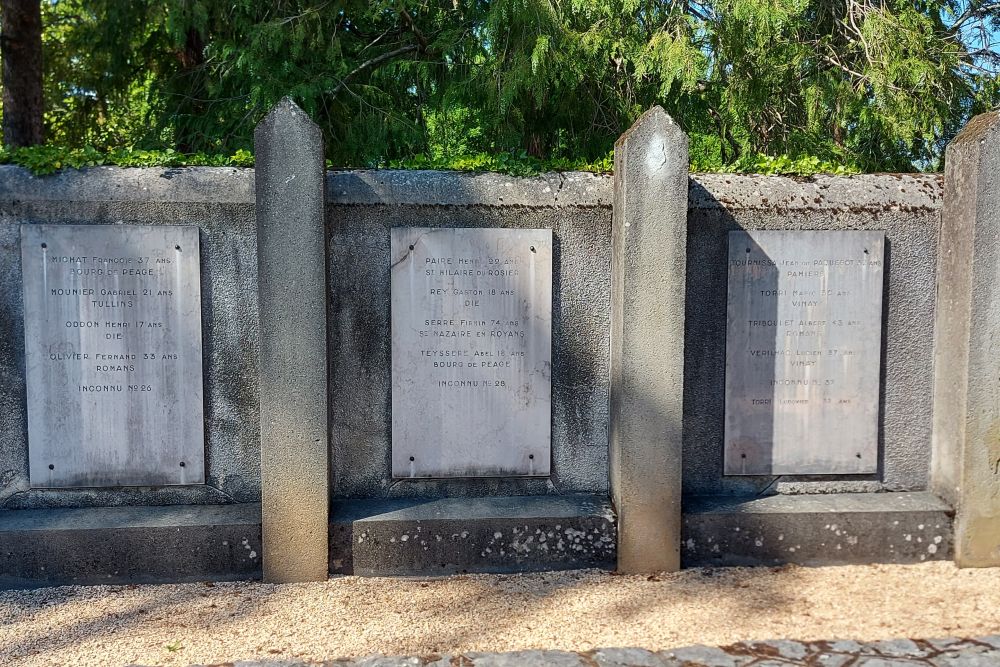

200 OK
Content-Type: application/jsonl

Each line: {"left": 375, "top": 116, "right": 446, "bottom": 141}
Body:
{"left": 254, "top": 98, "right": 329, "bottom": 582}
{"left": 931, "top": 111, "right": 1000, "bottom": 567}
{"left": 610, "top": 107, "right": 689, "bottom": 573}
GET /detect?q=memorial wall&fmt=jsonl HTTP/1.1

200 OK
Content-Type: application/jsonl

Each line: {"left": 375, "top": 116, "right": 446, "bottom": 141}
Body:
{"left": 0, "top": 168, "right": 260, "bottom": 509}
{"left": 685, "top": 176, "right": 939, "bottom": 497}
{"left": 0, "top": 166, "right": 942, "bottom": 512}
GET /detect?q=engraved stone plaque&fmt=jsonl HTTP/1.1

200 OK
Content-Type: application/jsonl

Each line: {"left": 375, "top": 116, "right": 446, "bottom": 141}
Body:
{"left": 21, "top": 224, "right": 205, "bottom": 487}
{"left": 724, "top": 230, "right": 884, "bottom": 475}
{"left": 391, "top": 228, "right": 552, "bottom": 478}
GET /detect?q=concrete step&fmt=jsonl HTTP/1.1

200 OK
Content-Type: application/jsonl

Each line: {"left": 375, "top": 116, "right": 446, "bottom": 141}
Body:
{"left": 330, "top": 495, "right": 616, "bottom": 576}
{"left": 0, "top": 503, "right": 262, "bottom": 589}
{"left": 682, "top": 491, "right": 953, "bottom": 567}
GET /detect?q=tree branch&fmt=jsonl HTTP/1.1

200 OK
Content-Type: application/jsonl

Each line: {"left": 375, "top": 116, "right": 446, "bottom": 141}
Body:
{"left": 398, "top": 8, "right": 429, "bottom": 50}
{"left": 328, "top": 44, "right": 420, "bottom": 99}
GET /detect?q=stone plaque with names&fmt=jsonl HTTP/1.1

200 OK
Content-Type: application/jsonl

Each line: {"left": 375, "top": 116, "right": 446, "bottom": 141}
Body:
{"left": 391, "top": 228, "right": 552, "bottom": 478}
{"left": 21, "top": 224, "right": 205, "bottom": 488}
{"left": 724, "top": 230, "right": 884, "bottom": 475}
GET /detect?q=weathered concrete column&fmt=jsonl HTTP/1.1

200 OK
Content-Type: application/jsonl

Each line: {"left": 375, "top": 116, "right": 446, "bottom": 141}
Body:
{"left": 931, "top": 111, "right": 1000, "bottom": 567}
{"left": 610, "top": 106, "right": 689, "bottom": 573}
{"left": 254, "top": 98, "right": 329, "bottom": 582}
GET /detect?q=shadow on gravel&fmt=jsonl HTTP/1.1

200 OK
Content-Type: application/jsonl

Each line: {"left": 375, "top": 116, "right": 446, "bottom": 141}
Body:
{"left": 364, "top": 566, "right": 803, "bottom": 657}
{"left": 0, "top": 581, "right": 280, "bottom": 663}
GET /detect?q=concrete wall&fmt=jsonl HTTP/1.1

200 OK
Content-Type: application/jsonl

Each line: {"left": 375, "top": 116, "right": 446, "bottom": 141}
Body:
{"left": 0, "top": 167, "right": 261, "bottom": 509}
{"left": 684, "top": 174, "right": 941, "bottom": 496}
{"left": 0, "top": 166, "right": 943, "bottom": 510}
{"left": 326, "top": 171, "right": 612, "bottom": 498}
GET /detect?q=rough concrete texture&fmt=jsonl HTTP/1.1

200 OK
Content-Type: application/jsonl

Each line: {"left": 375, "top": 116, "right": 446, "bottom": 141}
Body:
{"left": 685, "top": 173, "right": 942, "bottom": 496}
{"left": 0, "top": 503, "right": 261, "bottom": 589}
{"left": 610, "top": 107, "right": 688, "bottom": 573}
{"left": 327, "top": 169, "right": 611, "bottom": 207}
{"left": 164, "top": 637, "right": 1000, "bottom": 666}
{"left": 254, "top": 98, "right": 329, "bottom": 582}
{"left": 327, "top": 201, "right": 611, "bottom": 499}
{"left": 0, "top": 170, "right": 260, "bottom": 509}
{"left": 931, "top": 111, "right": 1000, "bottom": 567}
{"left": 329, "top": 495, "right": 615, "bottom": 575}
{"left": 0, "top": 165, "right": 945, "bottom": 513}
{"left": 682, "top": 492, "right": 952, "bottom": 567}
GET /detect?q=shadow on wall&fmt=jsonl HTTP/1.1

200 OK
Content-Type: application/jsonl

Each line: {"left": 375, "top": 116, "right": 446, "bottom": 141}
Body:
{"left": 682, "top": 180, "right": 896, "bottom": 498}
{"left": 325, "top": 171, "right": 611, "bottom": 501}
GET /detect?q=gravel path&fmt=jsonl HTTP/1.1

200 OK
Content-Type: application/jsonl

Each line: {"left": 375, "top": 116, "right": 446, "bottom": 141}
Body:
{"left": 1, "top": 561, "right": 998, "bottom": 667}
{"left": 180, "top": 637, "right": 1000, "bottom": 666}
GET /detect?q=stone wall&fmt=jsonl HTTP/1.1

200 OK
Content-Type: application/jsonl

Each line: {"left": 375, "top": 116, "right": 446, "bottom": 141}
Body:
{"left": 0, "top": 166, "right": 943, "bottom": 510}
{"left": 0, "top": 167, "right": 260, "bottom": 509}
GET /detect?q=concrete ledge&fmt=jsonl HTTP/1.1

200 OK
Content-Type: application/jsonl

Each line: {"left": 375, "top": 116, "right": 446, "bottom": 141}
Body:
{"left": 0, "top": 165, "right": 255, "bottom": 203}
{"left": 330, "top": 495, "right": 616, "bottom": 576}
{"left": 682, "top": 492, "right": 953, "bottom": 567}
{"left": 0, "top": 166, "right": 942, "bottom": 213}
{"left": 0, "top": 503, "right": 262, "bottom": 589}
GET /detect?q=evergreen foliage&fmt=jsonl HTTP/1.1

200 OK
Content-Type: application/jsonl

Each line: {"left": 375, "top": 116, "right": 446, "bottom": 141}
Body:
{"left": 6, "top": 0, "right": 1000, "bottom": 172}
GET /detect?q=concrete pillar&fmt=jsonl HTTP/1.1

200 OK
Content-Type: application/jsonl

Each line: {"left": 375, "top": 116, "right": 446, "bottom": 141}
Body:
{"left": 610, "top": 106, "right": 689, "bottom": 573}
{"left": 931, "top": 111, "right": 1000, "bottom": 567}
{"left": 254, "top": 98, "right": 329, "bottom": 582}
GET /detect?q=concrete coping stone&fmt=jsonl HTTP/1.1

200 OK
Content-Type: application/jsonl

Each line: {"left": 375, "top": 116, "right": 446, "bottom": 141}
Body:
{"left": 0, "top": 166, "right": 941, "bottom": 212}
{"left": 685, "top": 491, "right": 952, "bottom": 515}
{"left": 0, "top": 503, "right": 261, "bottom": 531}
{"left": 332, "top": 495, "right": 615, "bottom": 524}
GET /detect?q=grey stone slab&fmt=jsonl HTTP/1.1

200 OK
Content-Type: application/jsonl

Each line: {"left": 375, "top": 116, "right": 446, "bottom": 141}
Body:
{"left": 689, "top": 173, "right": 941, "bottom": 213}
{"left": 724, "top": 230, "right": 884, "bottom": 475}
{"left": 465, "top": 651, "right": 585, "bottom": 666}
{"left": 752, "top": 640, "right": 809, "bottom": 660}
{"left": 390, "top": 227, "right": 552, "bottom": 478}
{"left": 20, "top": 224, "right": 204, "bottom": 488}
{"left": 0, "top": 166, "right": 942, "bottom": 212}
{"left": 869, "top": 639, "right": 927, "bottom": 658}
{"left": 329, "top": 494, "right": 615, "bottom": 575}
{"left": 0, "top": 503, "right": 261, "bottom": 589}
{"left": 933, "top": 651, "right": 1000, "bottom": 667}
{"left": 610, "top": 106, "right": 688, "bottom": 573}
{"left": 825, "top": 640, "right": 865, "bottom": 653}
{"left": 1, "top": 204, "right": 260, "bottom": 509}
{"left": 810, "top": 655, "right": 855, "bottom": 667}
{"left": 660, "top": 646, "right": 750, "bottom": 667}
{"left": 589, "top": 647, "right": 668, "bottom": 666}
{"left": 931, "top": 111, "right": 1000, "bottom": 566}
{"left": 0, "top": 165, "right": 255, "bottom": 203}
{"left": 682, "top": 491, "right": 952, "bottom": 567}
{"left": 327, "top": 170, "right": 610, "bottom": 207}
{"left": 352, "top": 658, "right": 426, "bottom": 667}
{"left": 254, "top": 98, "right": 328, "bottom": 583}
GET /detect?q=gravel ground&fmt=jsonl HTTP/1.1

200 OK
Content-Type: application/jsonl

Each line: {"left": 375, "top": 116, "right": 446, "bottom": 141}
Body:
{"left": 1, "top": 561, "right": 998, "bottom": 667}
